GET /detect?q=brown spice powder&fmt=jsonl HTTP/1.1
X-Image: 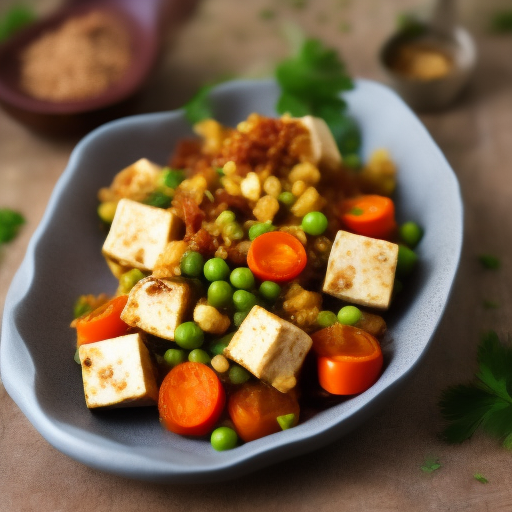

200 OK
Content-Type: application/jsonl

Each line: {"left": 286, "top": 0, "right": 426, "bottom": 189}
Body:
{"left": 20, "top": 10, "right": 131, "bottom": 102}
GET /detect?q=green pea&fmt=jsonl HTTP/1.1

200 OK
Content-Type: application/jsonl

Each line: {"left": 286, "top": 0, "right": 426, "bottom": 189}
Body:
{"left": 229, "top": 365, "right": 251, "bottom": 385}
{"left": 278, "top": 191, "right": 296, "bottom": 206}
{"left": 118, "top": 268, "right": 146, "bottom": 294}
{"left": 337, "top": 305, "right": 362, "bottom": 326}
{"left": 74, "top": 348, "right": 81, "bottom": 364}
{"left": 208, "top": 333, "right": 235, "bottom": 356}
{"left": 204, "top": 257, "right": 230, "bottom": 282}
{"left": 396, "top": 244, "right": 418, "bottom": 278}
{"left": 233, "top": 290, "right": 257, "bottom": 312}
{"left": 222, "top": 221, "right": 244, "bottom": 240}
{"left": 188, "top": 349, "right": 211, "bottom": 364}
{"left": 162, "top": 168, "right": 185, "bottom": 189}
{"left": 174, "top": 322, "right": 204, "bottom": 349}
{"left": 230, "top": 267, "right": 255, "bottom": 290}
{"left": 233, "top": 311, "right": 249, "bottom": 327}
{"left": 317, "top": 310, "right": 338, "bottom": 328}
{"left": 259, "top": 281, "right": 281, "bottom": 302}
{"left": 277, "top": 413, "right": 296, "bottom": 430}
{"left": 215, "top": 210, "right": 236, "bottom": 226}
{"left": 301, "top": 211, "right": 328, "bottom": 236}
{"left": 207, "top": 281, "right": 233, "bottom": 308}
{"left": 210, "top": 426, "right": 238, "bottom": 451}
{"left": 248, "top": 221, "right": 276, "bottom": 241}
{"left": 399, "top": 221, "right": 423, "bottom": 248}
{"left": 164, "top": 348, "right": 186, "bottom": 367}
{"left": 97, "top": 201, "right": 117, "bottom": 224}
{"left": 180, "top": 251, "right": 204, "bottom": 277}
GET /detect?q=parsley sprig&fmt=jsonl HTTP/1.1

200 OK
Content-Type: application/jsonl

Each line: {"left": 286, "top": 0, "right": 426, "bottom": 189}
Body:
{"left": 184, "top": 84, "right": 215, "bottom": 125}
{"left": 275, "top": 38, "right": 360, "bottom": 155}
{"left": 0, "top": 5, "right": 36, "bottom": 42}
{"left": 0, "top": 208, "right": 25, "bottom": 244}
{"left": 420, "top": 456, "right": 441, "bottom": 473}
{"left": 439, "top": 331, "right": 512, "bottom": 447}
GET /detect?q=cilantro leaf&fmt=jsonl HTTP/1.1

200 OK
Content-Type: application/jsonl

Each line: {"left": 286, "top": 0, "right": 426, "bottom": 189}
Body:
{"left": 474, "top": 473, "right": 489, "bottom": 484}
{"left": 478, "top": 254, "right": 500, "bottom": 269}
{"left": 420, "top": 456, "right": 441, "bottom": 473}
{"left": 490, "top": 10, "right": 512, "bottom": 34}
{"left": 275, "top": 38, "right": 358, "bottom": 155}
{"left": 184, "top": 84, "right": 215, "bottom": 125}
{"left": 276, "top": 39, "right": 353, "bottom": 100}
{"left": 0, "top": 5, "right": 36, "bottom": 42}
{"left": 396, "top": 12, "right": 427, "bottom": 38}
{"left": 0, "top": 208, "right": 25, "bottom": 243}
{"left": 483, "top": 299, "right": 500, "bottom": 309}
{"left": 439, "top": 331, "right": 512, "bottom": 446}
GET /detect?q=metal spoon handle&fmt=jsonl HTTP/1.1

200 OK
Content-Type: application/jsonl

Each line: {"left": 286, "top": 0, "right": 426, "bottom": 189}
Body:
{"left": 429, "top": 0, "right": 458, "bottom": 39}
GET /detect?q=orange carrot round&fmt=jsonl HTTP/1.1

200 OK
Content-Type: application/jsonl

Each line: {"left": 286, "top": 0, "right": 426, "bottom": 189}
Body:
{"left": 228, "top": 381, "right": 300, "bottom": 442}
{"left": 158, "top": 362, "right": 225, "bottom": 436}
{"left": 247, "top": 231, "right": 307, "bottom": 282}
{"left": 311, "top": 323, "right": 383, "bottom": 395}
{"left": 75, "top": 294, "right": 129, "bottom": 346}
{"left": 340, "top": 194, "right": 396, "bottom": 239}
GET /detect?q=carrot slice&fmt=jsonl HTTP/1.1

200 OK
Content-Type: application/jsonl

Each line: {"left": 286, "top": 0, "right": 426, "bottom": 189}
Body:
{"left": 311, "top": 323, "right": 383, "bottom": 395}
{"left": 228, "top": 381, "right": 300, "bottom": 442}
{"left": 158, "top": 362, "right": 225, "bottom": 436}
{"left": 75, "top": 294, "right": 129, "bottom": 346}
{"left": 247, "top": 231, "right": 307, "bottom": 282}
{"left": 340, "top": 194, "right": 396, "bottom": 239}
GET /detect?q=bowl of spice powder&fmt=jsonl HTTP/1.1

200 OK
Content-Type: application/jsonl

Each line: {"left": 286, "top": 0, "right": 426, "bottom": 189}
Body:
{"left": 0, "top": 0, "right": 196, "bottom": 134}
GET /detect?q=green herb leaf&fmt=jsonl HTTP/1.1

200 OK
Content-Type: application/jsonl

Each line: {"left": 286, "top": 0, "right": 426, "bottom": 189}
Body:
{"left": 259, "top": 8, "right": 276, "bottom": 20}
{"left": 0, "top": 5, "right": 36, "bottom": 42}
{"left": 483, "top": 299, "right": 500, "bottom": 309}
{"left": 275, "top": 38, "right": 358, "bottom": 155}
{"left": 396, "top": 12, "right": 427, "bottom": 38}
{"left": 143, "top": 192, "right": 172, "bottom": 209}
{"left": 0, "top": 208, "right": 25, "bottom": 243}
{"left": 439, "top": 331, "right": 512, "bottom": 445}
{"left": 478, "top": 254, "right": 501, "bottom": 270}
{"left": 474, "top": 473, "right": 489, "bottom": 484}
{"left": 490, "top": 10, "right": 512, "bottom": 34}
{"left": 184, "top": 84, "right": 215, "bottom": 125}
{"left": 73, "top": 297, "right": 94, "bottom": 319}
{"left": 162, "top": 168, "right": 186, "bottom": 189}
{"left": 420, "top": 456, "right": 441, "bottom": 473}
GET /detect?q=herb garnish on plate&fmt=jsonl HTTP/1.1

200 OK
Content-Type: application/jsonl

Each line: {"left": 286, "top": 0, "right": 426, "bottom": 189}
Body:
{"left": 439, "top": 331, "right": 512, "bottom": 448}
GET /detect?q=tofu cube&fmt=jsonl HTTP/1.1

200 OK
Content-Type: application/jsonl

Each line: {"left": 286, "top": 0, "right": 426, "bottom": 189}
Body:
{"left": 98, "top": 158, "right": 162, "bottom": 203}
{"left": 298, "top": 115, "right": 342, "bottom": 169}
{"left": 78, "top": 333, "right": 158, "bottom": 409}
{"left": 323, "top": 230, "right": 398, "bottom": 309}
{"left": 102, "top": 198, "right": 182, "bottom": 272}
{"left": 224, "top": 305, "right": 312, "bottom": 393}
{"left": 121, "top": 276, "right": 191, "bottom": 341}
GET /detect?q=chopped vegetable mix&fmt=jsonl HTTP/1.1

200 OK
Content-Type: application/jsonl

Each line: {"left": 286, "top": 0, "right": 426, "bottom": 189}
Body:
{"left": 70, "top": 40, "right": 422, "bottom": 449}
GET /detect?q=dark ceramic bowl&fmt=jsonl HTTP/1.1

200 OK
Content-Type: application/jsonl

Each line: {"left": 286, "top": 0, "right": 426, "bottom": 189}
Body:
{"left": 0, "top": 79, "right": 463, "bottom": 483}
{"left": 0, "top": 0, "right": 196, "bottom": 135}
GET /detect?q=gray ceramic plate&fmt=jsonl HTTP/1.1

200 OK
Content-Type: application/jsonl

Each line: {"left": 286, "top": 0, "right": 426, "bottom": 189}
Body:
{"left": 0, "top": 79, "right": 462, "bottom": 483}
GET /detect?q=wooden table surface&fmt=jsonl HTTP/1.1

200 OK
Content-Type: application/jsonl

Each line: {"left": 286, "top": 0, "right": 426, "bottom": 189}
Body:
{"left": 1, "top": 0, "right": 512, "bottom": 510}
